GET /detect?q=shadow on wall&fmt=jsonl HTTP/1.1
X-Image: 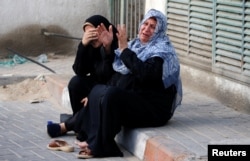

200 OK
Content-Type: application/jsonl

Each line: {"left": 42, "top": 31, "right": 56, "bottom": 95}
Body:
{"left": 0, "top": 24, "right": 78, "bottom": 58}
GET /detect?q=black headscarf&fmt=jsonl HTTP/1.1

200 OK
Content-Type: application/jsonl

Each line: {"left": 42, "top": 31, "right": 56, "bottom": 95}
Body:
{"left": 83, "top": 15, "right": 118, "bottom": 45}
{"left": 83, "top": 15, "right": 111, "bottom": 30}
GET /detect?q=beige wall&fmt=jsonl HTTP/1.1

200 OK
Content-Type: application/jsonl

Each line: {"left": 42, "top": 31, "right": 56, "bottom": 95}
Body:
{"left": 0, "top": 0, "right": 166, "bottom": 57}
{"left": 0, "top": 0, "right": 109, "bottom": 57}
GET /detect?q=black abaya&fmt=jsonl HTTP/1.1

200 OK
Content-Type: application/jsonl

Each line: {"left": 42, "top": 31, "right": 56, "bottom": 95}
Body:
{"left": 74, "top": 83, "right": 175, "bottom": 157}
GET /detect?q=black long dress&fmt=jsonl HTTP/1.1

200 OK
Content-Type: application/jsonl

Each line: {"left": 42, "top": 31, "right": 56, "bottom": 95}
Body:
{"left": 73, "top": 48, "right": 176, "bottom": 157}
{"left": 67, "top": 43, "right": 116, "bottom": 115}
{"left": 67, "top": 15, "right": 118, "bottom": 115}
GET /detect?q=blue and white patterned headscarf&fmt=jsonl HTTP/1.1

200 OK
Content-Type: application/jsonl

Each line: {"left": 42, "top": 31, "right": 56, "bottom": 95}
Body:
{"left": 113, "top": 9, "right": 182, "bottom": 109}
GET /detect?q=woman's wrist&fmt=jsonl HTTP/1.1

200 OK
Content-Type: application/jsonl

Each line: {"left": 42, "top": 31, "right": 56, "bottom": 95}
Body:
{"left": 103, "top": 45, "right": 111, "bottom": 54}
{"left": 120, "top": 47, "right": 128, "bottom": 53}
{"left": 82, "top": 40, "right": 88, "bottom": 46}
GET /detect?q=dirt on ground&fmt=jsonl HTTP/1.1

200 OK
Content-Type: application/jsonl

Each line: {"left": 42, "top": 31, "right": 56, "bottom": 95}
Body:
{"left": 0, "top": 77, "right": 51, "bottom": 102}
{"left": 0, "top": 53, "right": 73, "bottom": 106}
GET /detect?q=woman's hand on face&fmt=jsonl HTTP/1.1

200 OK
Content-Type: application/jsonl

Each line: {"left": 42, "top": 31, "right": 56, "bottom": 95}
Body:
{"left": 116, "top": 24, "right": 128, "bottom": 52}
{"left": 82, "top": 26, "right": 98, "bottom": 46}
{"left": 98, "top": 23, "right": 113, "bottom": 50}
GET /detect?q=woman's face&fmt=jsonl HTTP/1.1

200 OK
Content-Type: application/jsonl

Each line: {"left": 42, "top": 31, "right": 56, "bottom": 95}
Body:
{"left": 138, "top": 17, "right": 157, "bottom": 44}
{"left": 84, "top": 25, "right": 103, "bottom": 48}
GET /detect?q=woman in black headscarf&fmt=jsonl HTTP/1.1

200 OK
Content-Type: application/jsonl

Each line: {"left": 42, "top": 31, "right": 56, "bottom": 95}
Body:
{"left": 47, "top": 15, "right": 118, "bottom": 138}
{"left": 69, "top": 15, "right": 118, "bottom": 115}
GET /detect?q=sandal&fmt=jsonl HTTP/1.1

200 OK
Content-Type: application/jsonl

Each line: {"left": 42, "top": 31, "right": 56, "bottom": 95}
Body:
{"left": 47, "top": 139, "right": 74, "bottom": 152}
{"left": 77, "top": 147, "right": 93, "bottom": 159}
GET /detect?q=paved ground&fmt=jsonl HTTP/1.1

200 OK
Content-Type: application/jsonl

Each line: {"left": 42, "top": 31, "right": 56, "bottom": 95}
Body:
{"left": 1, "top": 54, "right": 250, "bottom": 160}
{"left": 0, "top": 55, "right": 140, "bottom": 161}
{"left": 0, "top": 100, "right": 141, "bottom": 161}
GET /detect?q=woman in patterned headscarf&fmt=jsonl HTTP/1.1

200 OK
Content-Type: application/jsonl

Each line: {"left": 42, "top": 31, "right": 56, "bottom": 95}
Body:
{"left": 73, "top": 9, "right": 182, "bottom": 158}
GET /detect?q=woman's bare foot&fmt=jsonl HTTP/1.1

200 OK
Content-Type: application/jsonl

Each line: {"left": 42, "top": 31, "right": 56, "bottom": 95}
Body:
{"left": 75, "top": 140, "right": 88, "bottom": 149}
{"left": 59, "top": 123, "right": 67, "bottom": 133}
{"left": 77, "top": 146, "right": 93, "bottom": 159}
{"left": 76, "top": 141, "right": 93, "bottom": 158}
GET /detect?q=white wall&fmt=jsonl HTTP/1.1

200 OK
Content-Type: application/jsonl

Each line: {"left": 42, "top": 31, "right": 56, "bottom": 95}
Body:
{"left": 145, "top": 0, "right": 166, "bottom": 14}
{"left": 0, "top": 0, "right": 109, "bottom": 56}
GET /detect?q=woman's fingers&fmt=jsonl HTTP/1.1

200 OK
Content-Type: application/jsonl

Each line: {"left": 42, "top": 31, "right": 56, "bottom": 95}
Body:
{"left": 116, "top": 24, "right": 126, "bottom": 39}
{"left": 88, "top": 31, "right": 98, "bottom": 39}
{"left": 82, "top": 29, "right": 98, "bottom": 45}
{"left": 116, "top": 24, "right": 128, "bottom": 51}
{"left": 108, "top": 25, "right": 113, "bottom": 34}
{"left": 99, "top": 23, "right": 107, "bottom": 32}
{"left": 80, "top": 97, "right": 88, "bottom": 107}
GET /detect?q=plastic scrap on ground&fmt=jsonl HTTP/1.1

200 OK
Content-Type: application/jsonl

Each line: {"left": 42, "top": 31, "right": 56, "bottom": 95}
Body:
{"left": 0, "top": 54, "right": 48, "bottom": 67}
{"left": 0, "top": 54, "right": 27, "bottom": 67}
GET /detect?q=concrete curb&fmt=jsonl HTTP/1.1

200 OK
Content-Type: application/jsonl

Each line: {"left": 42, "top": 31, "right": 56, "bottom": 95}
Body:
{"left": 144, "top": 137, "right": 195, "bottom": 161}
